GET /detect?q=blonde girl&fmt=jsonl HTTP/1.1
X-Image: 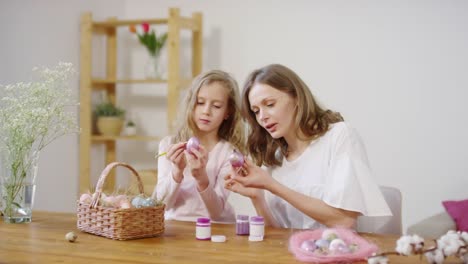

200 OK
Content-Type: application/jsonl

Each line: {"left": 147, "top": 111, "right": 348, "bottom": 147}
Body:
{"left": 153, "top": 70, "right": 244, "bottom": 223}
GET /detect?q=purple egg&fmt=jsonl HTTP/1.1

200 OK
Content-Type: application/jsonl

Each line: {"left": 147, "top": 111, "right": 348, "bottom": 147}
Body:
{"left": 300, "top": 240, "right": 317, "bottom": 252}
{"left": 229, "top": 149, "right": 244, "bottom": 168}
{"left": 186, "top": 137, "right": 200, "bottom": 154}
{"left": 315, "top": 238, "right": 330, "bottom": 249}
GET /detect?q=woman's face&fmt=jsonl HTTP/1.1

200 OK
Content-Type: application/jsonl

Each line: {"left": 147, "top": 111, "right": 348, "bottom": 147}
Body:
{"left": 248, "top": 83, "right": 297, "bottom": 140}
{"left": 192, "top": 81, "right": 229, "bottom": 135}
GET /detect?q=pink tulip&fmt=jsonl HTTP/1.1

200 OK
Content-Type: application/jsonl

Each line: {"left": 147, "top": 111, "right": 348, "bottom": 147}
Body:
{"left": 141, "top": 22, "right": 150, "bottom": 33}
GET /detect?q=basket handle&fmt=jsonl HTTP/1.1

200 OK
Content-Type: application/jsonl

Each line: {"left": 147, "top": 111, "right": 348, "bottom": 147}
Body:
{"left": 90, "top": 162, "right": 144, "bottom": 208}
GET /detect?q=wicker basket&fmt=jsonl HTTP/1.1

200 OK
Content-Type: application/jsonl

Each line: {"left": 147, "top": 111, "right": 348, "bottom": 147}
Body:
{"left": 77, "top": 162, "right": 165, "bottom": 240}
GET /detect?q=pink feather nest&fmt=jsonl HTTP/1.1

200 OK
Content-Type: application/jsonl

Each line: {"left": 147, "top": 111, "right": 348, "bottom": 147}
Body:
{"left": 289, "top": 228, "right": 379, "bottom": 263}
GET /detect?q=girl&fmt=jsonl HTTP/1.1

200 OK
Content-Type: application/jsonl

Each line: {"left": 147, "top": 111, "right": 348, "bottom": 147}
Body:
{"left": 153, "top": 70, "right": 244, "bottom": 223}
{"left": 225, "top": 64, "right": 391, "bottom": 229}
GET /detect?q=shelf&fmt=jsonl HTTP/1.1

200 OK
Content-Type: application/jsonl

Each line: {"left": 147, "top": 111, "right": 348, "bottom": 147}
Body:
{"left": 92, "top": 79, "right": 167, "bottom": 89}
{"left": 91, "top": 135, "right": 161, "bottom": 142}
{"left": 91, "top": 78, "right": 193, "bottom": 90}
{"left": 93, "top": 18, "right": 168, "bottom": 28}
{"left": 93, "top": 17, "right": 200, "bottom": 31}
{"left": 79, "top": 8, "right": 203, "bottom": 194}
{"left": 92, "top": 78, "right": 167, "bottom": 84}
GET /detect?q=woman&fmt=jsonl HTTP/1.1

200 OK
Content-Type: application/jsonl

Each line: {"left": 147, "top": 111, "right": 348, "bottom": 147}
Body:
{"left": 225, "top": 64, "right": 391, "bottom": 229}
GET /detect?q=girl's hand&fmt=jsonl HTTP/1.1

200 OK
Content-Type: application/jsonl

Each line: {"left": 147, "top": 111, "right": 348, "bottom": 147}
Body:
{"left": 166, "top": 142, "right": 187, "bottom": 182}
{"left": 231, "top": 159, "right": 275, "bottom": 190}
{"left": 185, "top": 145, "right": 209, "bottom": 187}
{"left": 224, "top": 174, "right": 261, "bottom": 199}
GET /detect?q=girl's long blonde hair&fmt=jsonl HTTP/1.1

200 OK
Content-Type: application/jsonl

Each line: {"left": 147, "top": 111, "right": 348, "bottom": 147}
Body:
{"left": 174, "top": 70, "right": 245, "bottom": 152}
{"left": 242, "top": 64, "right": 343, "bottom": 166}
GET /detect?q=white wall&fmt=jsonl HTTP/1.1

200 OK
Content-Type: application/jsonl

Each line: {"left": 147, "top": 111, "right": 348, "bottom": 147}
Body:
{"left": 0, "top": 0, "right": 125, "bottom": 212}
{"left": 1, "top": 0, "right": 467, "bottom": 231}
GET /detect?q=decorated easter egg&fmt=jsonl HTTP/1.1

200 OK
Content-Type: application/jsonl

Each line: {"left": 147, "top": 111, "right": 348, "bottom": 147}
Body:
{"left": 321, "top": 229, "right": 338, "bottom": 241}
{"left": 315, "top": 239, "right": 330, "bottom": 249}
{"left": 229, "top": 149, "right": 244, "bottom": 168}
{"left": 300, "top": 240, "right": 317, "bottom": 252}
{"left": 186, "top": 137, "right": 200, "bottom": 154}
{"left": 329, "top": 238, "right": 347, "bottom": 253}
{"left": 79, "top": 193, "right": 92, "bottom": 204}
{"left": 131, "top": 195, "right": 146, "bottom": 208}
{"left": 141, "top": 197, "right": 157, "bottom": 207}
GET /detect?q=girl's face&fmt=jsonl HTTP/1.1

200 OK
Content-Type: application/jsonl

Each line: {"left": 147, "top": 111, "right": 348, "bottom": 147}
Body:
{"left": 193, "top": 81, "right": 230, "bottom": 135}
{"left": 248, "top": 83, "right": 297, "bottom": 140}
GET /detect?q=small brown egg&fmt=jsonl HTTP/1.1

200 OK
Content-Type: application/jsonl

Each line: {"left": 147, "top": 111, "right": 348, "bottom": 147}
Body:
{"left": 65, "top": 231, "right": 78, "bottom": 242}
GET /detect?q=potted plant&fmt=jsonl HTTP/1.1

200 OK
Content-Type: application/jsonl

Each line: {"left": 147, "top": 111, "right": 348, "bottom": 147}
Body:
{"left": 94, "top": 102, "right": 125, "bottom": 136}
{"left": 123, "top": 120, "right": 137, "bottom": 136}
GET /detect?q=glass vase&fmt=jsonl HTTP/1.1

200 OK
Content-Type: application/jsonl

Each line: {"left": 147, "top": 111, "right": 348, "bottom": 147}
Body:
{"left": 0, "top": 148, "right": 39, "bottom": 223}
{"left": 144, "top": 52, "right": 163, "bottom": 79}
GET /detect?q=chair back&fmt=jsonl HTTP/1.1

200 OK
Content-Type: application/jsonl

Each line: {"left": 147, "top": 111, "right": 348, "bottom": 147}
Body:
{"left": 357, "top": 186, "right": 402, "bottom": 235}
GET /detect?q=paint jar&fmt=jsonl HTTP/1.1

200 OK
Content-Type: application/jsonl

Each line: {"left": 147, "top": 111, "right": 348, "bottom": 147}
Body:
{"left": 196, "top": 217, "right": 211, "bottom": 240}
{"left": 249, "top": 216, "right": 264, "bottom": 241}
{"left": 236, "top": 214, "right": 249, "bottom": 235}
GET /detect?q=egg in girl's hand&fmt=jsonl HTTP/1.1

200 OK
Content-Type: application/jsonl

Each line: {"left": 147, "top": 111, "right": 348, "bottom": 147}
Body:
{"left": 186, "top": 137, "right": 200, "bottom": 154}
{"left": 229, "top": 149, "right": 244, "bottom": 168}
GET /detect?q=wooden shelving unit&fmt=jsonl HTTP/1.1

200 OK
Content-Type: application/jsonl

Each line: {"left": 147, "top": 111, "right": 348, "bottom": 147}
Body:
{"left": 79, "top": 8, "right": 203, "bottom": 193}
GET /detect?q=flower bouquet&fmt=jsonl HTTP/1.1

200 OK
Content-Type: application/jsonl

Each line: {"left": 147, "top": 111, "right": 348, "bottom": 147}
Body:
{"left": 129, "top": 22, "right": 168, "bottom": 57}
{"left": 129, "top": 22, "right": 168, "bottom": 78}
{"left": 0, "top": 62, "right": 79, "bottom": 223}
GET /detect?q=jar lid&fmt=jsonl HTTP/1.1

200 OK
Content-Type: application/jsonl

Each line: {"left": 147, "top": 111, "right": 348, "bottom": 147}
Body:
{"left": 249, "top": 235, "right": 264, "bottom": 242}
{"left": 197, "top": 217, "right": 211, "bottom": 224}
{"left": 250, "top": 216, "right": 264, "bottom": 223}
{"left": 236, "top": 214, "right": 249, "bottom": 221}
{"left": 211, "top": 235, "right": 226, "bottom": 243}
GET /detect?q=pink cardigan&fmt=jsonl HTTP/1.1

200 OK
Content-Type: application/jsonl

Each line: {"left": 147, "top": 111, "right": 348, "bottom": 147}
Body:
{"left": 152, "top": 136, "right": 235, "bottom": 223}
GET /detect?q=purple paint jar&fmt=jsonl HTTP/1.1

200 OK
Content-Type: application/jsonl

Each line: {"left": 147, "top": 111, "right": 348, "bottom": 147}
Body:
{"left": 236, "top": 215, "right": 249, "bottom": 235}
{"left": 196, "top": 217, "right": 211, "bottom": 240}
{"left": 249, "top": 216, "right": 264, "bottom": 242}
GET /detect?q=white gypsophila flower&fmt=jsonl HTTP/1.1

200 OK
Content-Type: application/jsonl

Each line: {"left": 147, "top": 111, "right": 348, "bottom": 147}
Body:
{"left": 424, "top": 249, "right": 445, "bottom": 264}
{"left": 395, "top": 235, "right": 424, "bottom": 255}
{"left": 438, "top": 230, "right": 465, "bottom": 256}
{"left": 461, "top": 231, "right": 468, "bottom": 244}
{"left": 367, "top": 255, "right": 389, "bottom": 264}
{"left": 0, "top": 62, "right": 79, "bottom": 217}
{"left": 461, "top": 253, "right": 468, "bottom": 264}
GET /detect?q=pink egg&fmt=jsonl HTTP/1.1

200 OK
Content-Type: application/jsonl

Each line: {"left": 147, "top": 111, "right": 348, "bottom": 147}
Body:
{"left": 79, "top": 193, "right": 92, "bottom": 204}
{"left": 229, "top": 149, "right": 244, "bottom": 168}
{"left": 186, "top": 137, "right": 200, "bottom": 154}
{"left": 119, "top": 200, "right": 131, "bottom": 209}
{"left": 300, "top": 240, "right": 317, "bottom": 252}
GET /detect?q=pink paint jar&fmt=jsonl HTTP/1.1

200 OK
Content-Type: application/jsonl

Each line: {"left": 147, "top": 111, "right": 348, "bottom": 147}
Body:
{"left": 196, "top": 217, "right": 211, "bottom": 240}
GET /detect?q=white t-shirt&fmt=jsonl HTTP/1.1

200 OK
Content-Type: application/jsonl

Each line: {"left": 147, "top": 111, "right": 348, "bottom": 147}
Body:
{"left": 153, "top": 136, "right": 235, "bottom": 223}
{"left": 265, "top": 122, "right": 391, "bottom": 229}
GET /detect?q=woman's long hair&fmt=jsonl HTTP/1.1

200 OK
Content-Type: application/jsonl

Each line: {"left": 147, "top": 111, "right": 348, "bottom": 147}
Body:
{"left": 174, "top": 70, "right": 245, "bottom": 152}
{"left": 242, "top": 64, "right": 343, "bottom": 166}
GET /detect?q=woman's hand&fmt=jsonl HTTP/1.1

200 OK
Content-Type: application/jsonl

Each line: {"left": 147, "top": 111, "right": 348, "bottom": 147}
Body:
{"left": 224, "top": 173, "right": 261, "bottom": 199}
{"left": 165, "top": 142, "right": 187, "bottom": 182}
{"left": 185, "top": 145, "right": 209, "bottom": 190}
{"left": 230, "top": 159, "right": 275, "bottom": 191}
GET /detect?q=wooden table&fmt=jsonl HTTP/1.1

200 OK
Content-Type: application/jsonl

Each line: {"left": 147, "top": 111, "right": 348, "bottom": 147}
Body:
{"left": 0, "top": 211, "right": 461, "bottom": 263}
